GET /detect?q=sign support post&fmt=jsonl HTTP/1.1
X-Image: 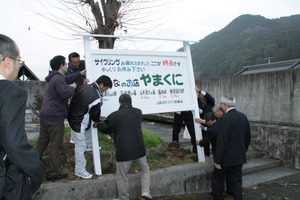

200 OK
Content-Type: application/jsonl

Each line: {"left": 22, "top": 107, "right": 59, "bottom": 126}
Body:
{"left": 183, "top": 41, "right": 205, "bottom": 162}
{"left": 83, "top": 35, "right": 102, "bottom": 175}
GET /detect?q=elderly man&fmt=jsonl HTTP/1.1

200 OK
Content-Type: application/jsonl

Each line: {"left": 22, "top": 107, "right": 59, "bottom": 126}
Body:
{"left": 212, "top": 105, "right": 224, "bottom": 118}
{"left": 212, "top": 94, "right": 251, "bottom": 200}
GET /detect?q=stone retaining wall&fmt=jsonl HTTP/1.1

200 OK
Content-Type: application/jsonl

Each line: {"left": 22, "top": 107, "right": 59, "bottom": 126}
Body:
{"left": 250, "top": 123, "right": 300, "bottom": 169}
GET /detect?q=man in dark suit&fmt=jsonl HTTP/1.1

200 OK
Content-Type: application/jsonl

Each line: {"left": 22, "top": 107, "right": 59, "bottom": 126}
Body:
{"left": 196, "top": 112, "right": 218, "bottom": 158}
{"left": 0, "top": 34, "right": 44, "bottom": 199}
{"left": 212, "top": 94, "right": 251, "bottom": 200}
{"left": 197, "top": 89, "right": 215, "bottom": 156}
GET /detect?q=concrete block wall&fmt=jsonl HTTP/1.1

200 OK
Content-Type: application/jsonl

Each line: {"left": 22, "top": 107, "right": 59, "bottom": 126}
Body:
{"left": 250, "top": 123, "right": 300, "bottom": 169}
{"left": 198, "top": 68, "right": 300, "bottom": 169}
{"left": 199, "top": 68, "right": 300, "bottom": 126}
{"left": 16, "top": 80, "right": 46, "bottom": 108}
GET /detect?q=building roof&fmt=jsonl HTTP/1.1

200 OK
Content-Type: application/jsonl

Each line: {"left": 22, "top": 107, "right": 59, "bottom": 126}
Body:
{"left": 17, "top": 63, "right": 40, "bottom": 81}
{"left": 235, "top": 59, "right": 300, "bottom": 75}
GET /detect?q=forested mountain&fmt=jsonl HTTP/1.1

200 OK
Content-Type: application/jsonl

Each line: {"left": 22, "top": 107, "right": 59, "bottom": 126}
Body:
{"left": 187, "top": 14, "right": 300, "bottom": 81}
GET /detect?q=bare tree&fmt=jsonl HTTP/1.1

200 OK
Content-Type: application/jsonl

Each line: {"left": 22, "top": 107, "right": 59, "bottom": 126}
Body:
{"left": 34, "top": 0, "right": 179, "bottom": 49}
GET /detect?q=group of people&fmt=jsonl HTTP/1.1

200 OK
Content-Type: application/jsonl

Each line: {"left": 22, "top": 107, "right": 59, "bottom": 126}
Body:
{"left": 0, "top": 34, "right": 152, "bottom": 200}
{"left": 0, "top": 33, "right": 250, "bottom": 200}
{"left": 35, "top": 53, "right": 152, "bottom": 200}
{"left": 172, "top": 88, "right": 251, "bottom": 200}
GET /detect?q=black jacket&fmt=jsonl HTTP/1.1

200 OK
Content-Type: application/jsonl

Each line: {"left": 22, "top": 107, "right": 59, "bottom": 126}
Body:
{"left": 0, "top": 80, "right": 44, "bottom": 198}
{"left": 66, "top": 60, "right": 86, "bottom": 86}
{"left": 96, "top": 104, "right": 146, "bottom": 162}
{"left": 198, "top": 92, "right": 215, "bottom": 118}
{"left": 199, "top": 121, "right": 218, "bottom": 159}
{"left": 215, "top": 109, "right": 251, "bottom": 167}
{"left": 68, "top": 82, "right": 102, "bottom": 132}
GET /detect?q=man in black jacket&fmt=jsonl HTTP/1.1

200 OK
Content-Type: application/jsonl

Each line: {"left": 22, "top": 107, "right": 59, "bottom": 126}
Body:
{"left": 196, "top": 89, "right": 215, "bottom": 156}
{"left": 212, "top": 94, "right": 251, "bottom": 200}
{"left": 68, "top": 75, "right": 112, "bottom": 179}
{"left": 0, "top": 34, "right": 44, "bottom": 199}
{"left": 66, "top": 52, "right": 88, "bottom": 86}
{"left": 196, "top": 112, "right": 218, "bottom": 158}
{"left": 93, "top": 94, "right": 152, "bottom": 200}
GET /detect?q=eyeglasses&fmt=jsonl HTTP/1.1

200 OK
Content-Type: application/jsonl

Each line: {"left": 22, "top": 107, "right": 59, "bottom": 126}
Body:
{"left": 2, "top": 57, "right": 23, "bottom": 66}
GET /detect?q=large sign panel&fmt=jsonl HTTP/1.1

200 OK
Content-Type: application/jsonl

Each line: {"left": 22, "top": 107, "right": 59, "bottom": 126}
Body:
{"left": 87, "top": 49, "right": 196, "bottom": 116}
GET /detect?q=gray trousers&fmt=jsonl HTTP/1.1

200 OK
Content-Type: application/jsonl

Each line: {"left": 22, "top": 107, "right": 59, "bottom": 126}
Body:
{"left": 116, "top": 156, "right": 151, "bottom": 200}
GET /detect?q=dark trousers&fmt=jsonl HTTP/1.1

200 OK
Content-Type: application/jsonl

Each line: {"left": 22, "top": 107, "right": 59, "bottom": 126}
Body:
{"left": 35, "top": 118, "right": 64, "bottom": 178}
{"left": 202, "top": 130, "right": 210, "bottom": 156}
{"left": 211, "top": 165, "right": 243, "bottom": 200}
{"left": 172, "top": 111, "right": 196, "bottom": 153}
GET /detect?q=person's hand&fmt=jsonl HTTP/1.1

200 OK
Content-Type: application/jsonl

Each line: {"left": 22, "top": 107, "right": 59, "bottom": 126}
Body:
{"left": 80, "top": 69, "right": 86, "bottom": 75}
{"left": 195, "top": 118, "right": 203, "bottom": 124}
{"left": 70, "top": 82, "right": 77, "bottom": 88}
{"left": 214, "top": 163, "right": 222, "bottom": 169}
{"left": 93, "top": 122, "right": 99, "bottom": 128}
{"left": 200, "top": 125, "right": 204, "bottom": 130}
{"left": 195, "top": 139, "right": 202, "bottom": 145}
{"left": 83, "top": 78, "right": 90, "bottom": 84}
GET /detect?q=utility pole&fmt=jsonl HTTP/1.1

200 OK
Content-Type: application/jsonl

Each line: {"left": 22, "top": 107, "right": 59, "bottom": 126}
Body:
{"left": 264, "top": 57, "right": 272, "bottom": 63}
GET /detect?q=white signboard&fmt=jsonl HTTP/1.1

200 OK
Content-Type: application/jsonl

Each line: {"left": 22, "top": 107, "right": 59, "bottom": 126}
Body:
{"left": 80, "top": 34, "right": 205, "bottom": 175}
{"left": 88, "top": 50, "right": 196, "bottom": 116}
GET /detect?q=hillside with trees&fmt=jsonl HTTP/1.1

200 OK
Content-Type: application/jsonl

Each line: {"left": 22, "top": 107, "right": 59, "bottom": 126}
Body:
{"left": 187, "top": 14, "right": 300, "bottom": 81}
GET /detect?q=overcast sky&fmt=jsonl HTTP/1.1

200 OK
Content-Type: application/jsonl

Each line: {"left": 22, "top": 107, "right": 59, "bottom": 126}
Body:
{"left": 1, "top": 0, "right": 299, "bottom": 80}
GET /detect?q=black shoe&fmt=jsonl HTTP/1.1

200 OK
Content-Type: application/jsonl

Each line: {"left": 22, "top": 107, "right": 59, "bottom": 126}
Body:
{"left": 47, "top": 173, "right": 68, "bottom": 181}
{"left": 226, "top": 190, "right": 233, "bottom": 196}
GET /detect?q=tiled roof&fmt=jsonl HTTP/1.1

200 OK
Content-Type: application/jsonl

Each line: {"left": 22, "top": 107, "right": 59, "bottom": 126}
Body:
{"left": 18, "top": 63, "right": 40, "bottom": 81}
{"left": 235, "top": 59, "right": 300, "bottom": 75}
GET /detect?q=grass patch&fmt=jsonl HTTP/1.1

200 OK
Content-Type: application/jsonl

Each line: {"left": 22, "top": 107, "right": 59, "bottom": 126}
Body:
{"left": 142, "top": 128, "right": 164, "bottom": 149}
{"left": 98, "top": 133, "right": 115, "bottom": 151}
